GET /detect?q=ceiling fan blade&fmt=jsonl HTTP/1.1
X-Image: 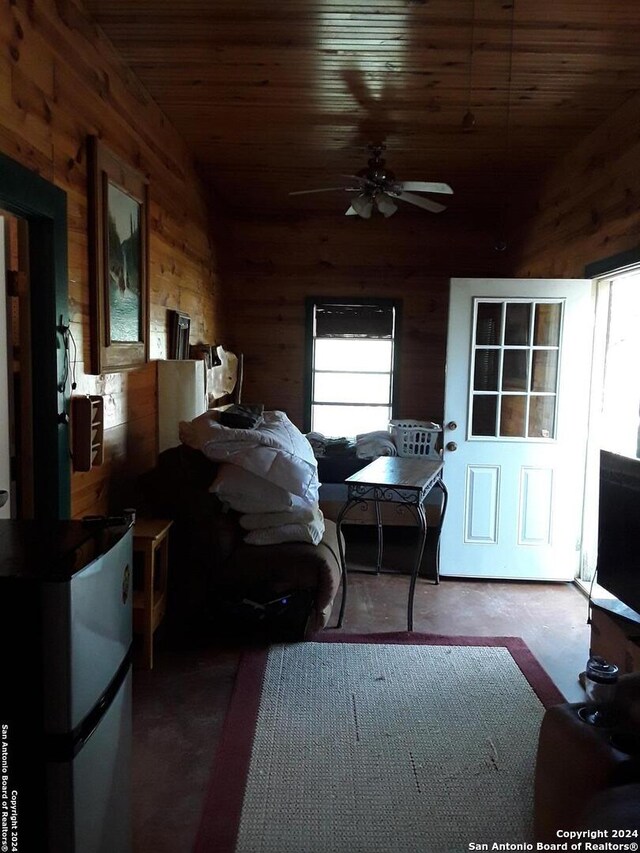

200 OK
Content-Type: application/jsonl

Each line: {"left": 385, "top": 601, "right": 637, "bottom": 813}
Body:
{"left": 396, "top": 181, "right": 453, "bottom": 195}
{"left": 396, "top": 191, "right": 447, "bottom": 214}
{"left": 289, "top": 186, "right": 348, "bottom": 196}
{"left": 341, "top": 174, "right": 373, "bottom": 189}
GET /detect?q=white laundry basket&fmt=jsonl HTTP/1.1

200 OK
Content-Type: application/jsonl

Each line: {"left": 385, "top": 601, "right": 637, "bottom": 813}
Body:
{"left": 389, "top": 420, "right": 442, "bottom": 458}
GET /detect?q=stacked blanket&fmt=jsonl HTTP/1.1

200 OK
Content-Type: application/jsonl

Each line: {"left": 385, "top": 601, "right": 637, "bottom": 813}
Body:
{"left": 239, "top": 505, "right": 325, "bottom": 546}
{"left": 180, "top": 410, "right": 325, "bottom": 546}
{"left": 306, "top": 429, "right": 397, "bottom": 459}
{"left": 355, "top": 430, "right": 398, "bottom": 458}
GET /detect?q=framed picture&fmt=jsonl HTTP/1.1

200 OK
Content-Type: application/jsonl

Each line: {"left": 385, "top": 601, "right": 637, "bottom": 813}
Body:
{"left": 168, "top": 310, "right": 191, "bottom": 359}
{"left": 88, "top": 136, "right": 149, "bottom": 373}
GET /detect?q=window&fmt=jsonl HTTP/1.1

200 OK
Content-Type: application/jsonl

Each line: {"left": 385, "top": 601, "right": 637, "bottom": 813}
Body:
{"left": 597, "top": 270, "right": 640, "bottom": 459}
{"left": 577, "top": 266, "right": 640, "bottom": 585}
{"left": 306, "top": 299, "right": 400, "bottom": 437}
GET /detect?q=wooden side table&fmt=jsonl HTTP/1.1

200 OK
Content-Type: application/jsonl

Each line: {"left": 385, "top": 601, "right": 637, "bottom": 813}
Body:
{"left": 336, "top": 457, "right": 448, "bottom": 632}
{"left": 132, "top": 518, "right": 173, "bottom": 669}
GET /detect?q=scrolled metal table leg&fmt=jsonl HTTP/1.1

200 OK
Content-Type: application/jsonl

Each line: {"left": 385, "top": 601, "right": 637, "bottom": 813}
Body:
{"left": 374, "top": 499, "right": 383, "bottom": 574}
{"left": 434, "top": 477, "right": 449, "bottom": 584}
{"left": 335, "top": 499, "right": 355, "bottom": 629}
{"left": 407, "top": 502, "right": 428, "bottom": 632}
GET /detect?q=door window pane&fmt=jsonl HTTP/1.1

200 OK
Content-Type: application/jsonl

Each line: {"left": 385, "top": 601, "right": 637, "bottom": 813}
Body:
{"left": 471, "top": 395, "right": 498, "bottom": 436}
{"left": 500, "top": 396, "right": 527, "bottom": 437}
{"left": 534, "top": 303, "right": 562, "bottom": 347}
{"left": 531, "top": 351, "right": 558, "bottom": 393}
{"left": 475, "top": 303, "right": 502, "bottom": 345}
{"left": 502, "top": 350, "right": 528, "bottom": 392}
{"left": 314, "top": 372, "right": 391, "bottom": 404}
{"left": 474, "top": 349, "right": 500, "bottom": 391}
{"left": 529, "top": 396, "right": 556, "bottom": 438}
{"left": 505, "top": 303, "right": 531, "bottom": 345}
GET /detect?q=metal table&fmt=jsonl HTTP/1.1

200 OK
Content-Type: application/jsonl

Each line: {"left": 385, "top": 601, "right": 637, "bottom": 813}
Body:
{"left": 335, "top": 456, "right": 447, "bottom": 631}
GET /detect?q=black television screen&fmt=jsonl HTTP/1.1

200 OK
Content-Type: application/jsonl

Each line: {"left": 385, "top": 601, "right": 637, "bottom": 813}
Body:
{"left": 593, "top": 450, "right": 640, "bottom": 621}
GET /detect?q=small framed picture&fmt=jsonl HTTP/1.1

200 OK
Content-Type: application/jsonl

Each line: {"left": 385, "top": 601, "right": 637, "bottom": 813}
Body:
{"left": 168, "top": 310, "right": 191, "bottom": 359}
{"left": 88, "top": 136, "right": 149, "bottom": 373}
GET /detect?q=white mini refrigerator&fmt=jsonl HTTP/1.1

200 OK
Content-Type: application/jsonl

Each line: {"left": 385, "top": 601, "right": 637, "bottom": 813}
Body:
{"left": 0, "top": 520, "right": 133, "bottom": 853}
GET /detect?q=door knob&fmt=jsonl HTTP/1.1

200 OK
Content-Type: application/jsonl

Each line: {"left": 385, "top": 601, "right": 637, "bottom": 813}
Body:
{"left": 447, "top": 421, "right": 458, "bottom": 431}
{"left": 446, "top": 441, "right": 458, "bottom": 452}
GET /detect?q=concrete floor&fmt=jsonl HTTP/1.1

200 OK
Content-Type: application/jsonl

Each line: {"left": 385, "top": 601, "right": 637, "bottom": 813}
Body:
{"left": 131, "top": 569, "right": 590, "bottom": 852}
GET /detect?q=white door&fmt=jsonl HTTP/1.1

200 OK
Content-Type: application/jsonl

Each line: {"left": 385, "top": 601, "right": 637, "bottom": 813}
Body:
{"left": 440, "top": 278, "right": 593, "bottom": 580}
{"left": 0, "top": 217, "right": 11, "bottom": 518}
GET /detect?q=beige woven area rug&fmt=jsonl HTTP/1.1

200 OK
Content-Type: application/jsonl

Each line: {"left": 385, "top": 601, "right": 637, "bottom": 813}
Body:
{"left": 194, "top": 634, "right": 563, "bottom": 853}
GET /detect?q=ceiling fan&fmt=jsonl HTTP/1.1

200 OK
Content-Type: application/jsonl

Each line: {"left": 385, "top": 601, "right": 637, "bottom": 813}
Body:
{"left": 289, "top": 143, "right": 453, "bottom": 219}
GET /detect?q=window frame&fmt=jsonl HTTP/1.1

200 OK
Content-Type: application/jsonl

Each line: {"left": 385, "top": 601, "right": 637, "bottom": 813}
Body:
{"left": 303, "top": 296, "right": 402, "bottom": 434}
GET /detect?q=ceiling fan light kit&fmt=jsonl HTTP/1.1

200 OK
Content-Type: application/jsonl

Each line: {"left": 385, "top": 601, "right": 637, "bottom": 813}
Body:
{"left": 350, "top": 194, "right": 374, "bottom": 219}
{"left": 375, "top": 194, "right": 398, "bottom": 218}
{"left": 289, "top": 142, "right": 453, "bottom": 220}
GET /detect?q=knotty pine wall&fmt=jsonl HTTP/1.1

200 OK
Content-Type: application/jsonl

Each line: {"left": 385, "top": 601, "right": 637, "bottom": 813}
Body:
{"left": 224, "top": 211, "right": 507, "bottom": 430}
{"left": 0, "top": 0, "right": 223, "bottom": 517}
{"left": 511, "top": 90, "right": 640, "bottom": 277}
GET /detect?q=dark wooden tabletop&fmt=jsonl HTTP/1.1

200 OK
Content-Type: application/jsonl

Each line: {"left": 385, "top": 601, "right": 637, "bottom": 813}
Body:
{"left": 345, "top": 456, "right": 443, "bottom": 491}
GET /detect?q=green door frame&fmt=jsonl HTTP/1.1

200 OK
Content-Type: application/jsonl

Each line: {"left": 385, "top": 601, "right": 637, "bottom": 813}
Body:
{"left": 0, "top": 152, "right": 70, "bottom": 518}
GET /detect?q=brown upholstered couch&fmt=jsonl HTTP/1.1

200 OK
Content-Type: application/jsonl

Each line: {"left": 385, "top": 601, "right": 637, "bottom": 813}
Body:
{"left": 137, "top": 445, "right": 342, "bottom": 640}
{"left": 535, "top": 673, "right": 640, "bottom": 839}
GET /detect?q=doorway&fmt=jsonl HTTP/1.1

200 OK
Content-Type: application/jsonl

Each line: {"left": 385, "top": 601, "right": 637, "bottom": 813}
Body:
{"left": 0, "top": 211, "right": 34, "bottom": 518}
{"left": 579, "top": 265, "right": 640, "bottom": 584}
{"left": 0, "top": 152, "right": 70, "bottom": 519}
{"left": 440, "top": 277, "right": 593, "bottom": 580}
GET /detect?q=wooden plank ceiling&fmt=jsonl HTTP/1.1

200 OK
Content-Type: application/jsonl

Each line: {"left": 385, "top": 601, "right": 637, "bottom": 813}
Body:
{"left": 83, "top": 0, "right": 640, "bottom": 219}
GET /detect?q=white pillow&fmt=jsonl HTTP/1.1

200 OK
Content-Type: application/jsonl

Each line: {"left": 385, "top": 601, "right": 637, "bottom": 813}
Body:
{"left": 210, "top": 464, "right": 293, "bottom": 514}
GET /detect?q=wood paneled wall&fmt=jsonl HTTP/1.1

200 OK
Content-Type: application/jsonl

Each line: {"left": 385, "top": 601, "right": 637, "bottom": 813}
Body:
{"left": 511, "top": 90, "right": 640, "bottom": 277}
{"left": 0, "top": 0, "right": 222, "bottom": 517}
{"left": 225, "top": 211, "right": 506, "bottom": 429}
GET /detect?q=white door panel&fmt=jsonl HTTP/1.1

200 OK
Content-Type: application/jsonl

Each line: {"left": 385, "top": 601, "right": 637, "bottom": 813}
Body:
{"left": 464, "top": 465, "right": 499, "bottom": 543}
{"left": 518, "top": 467, "right": 552, "bottom": 545}
{"left": 441, "top": 278, "right": 593, "bottom": 580}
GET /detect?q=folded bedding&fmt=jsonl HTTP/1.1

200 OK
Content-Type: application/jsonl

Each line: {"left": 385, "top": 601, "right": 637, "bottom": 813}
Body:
{"left": 183, "top": 410, "right": 326, "bottom": 545}
{"left": 239, "top": 505, "right": 319, "bottom": 531}
{"left": 180, "top": 409, "right": 319, "bottom": 502}
{"left": 356, "top": 429, "right": 398, "bottom": 459}
{"left": 210, "top": 464, "right": 298, "bottom": 514}
{"left": 244, "top": 508, "right": 325, "bottom": 547}
{"left": 211, "top": 464, "right": 325, "bottom": 545}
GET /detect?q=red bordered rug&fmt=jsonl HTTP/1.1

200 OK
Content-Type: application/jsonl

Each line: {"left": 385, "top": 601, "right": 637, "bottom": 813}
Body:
{"left": 194, "top": 633, "right": 563, "bottom": 853}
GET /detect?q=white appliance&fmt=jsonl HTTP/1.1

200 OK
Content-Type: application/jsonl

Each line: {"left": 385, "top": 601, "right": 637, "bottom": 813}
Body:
{"left": 0, "top": 520, "right": 133, "bottom": 852}
{"left": 157, "top": 358, "right": 207, "bottom": 452}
